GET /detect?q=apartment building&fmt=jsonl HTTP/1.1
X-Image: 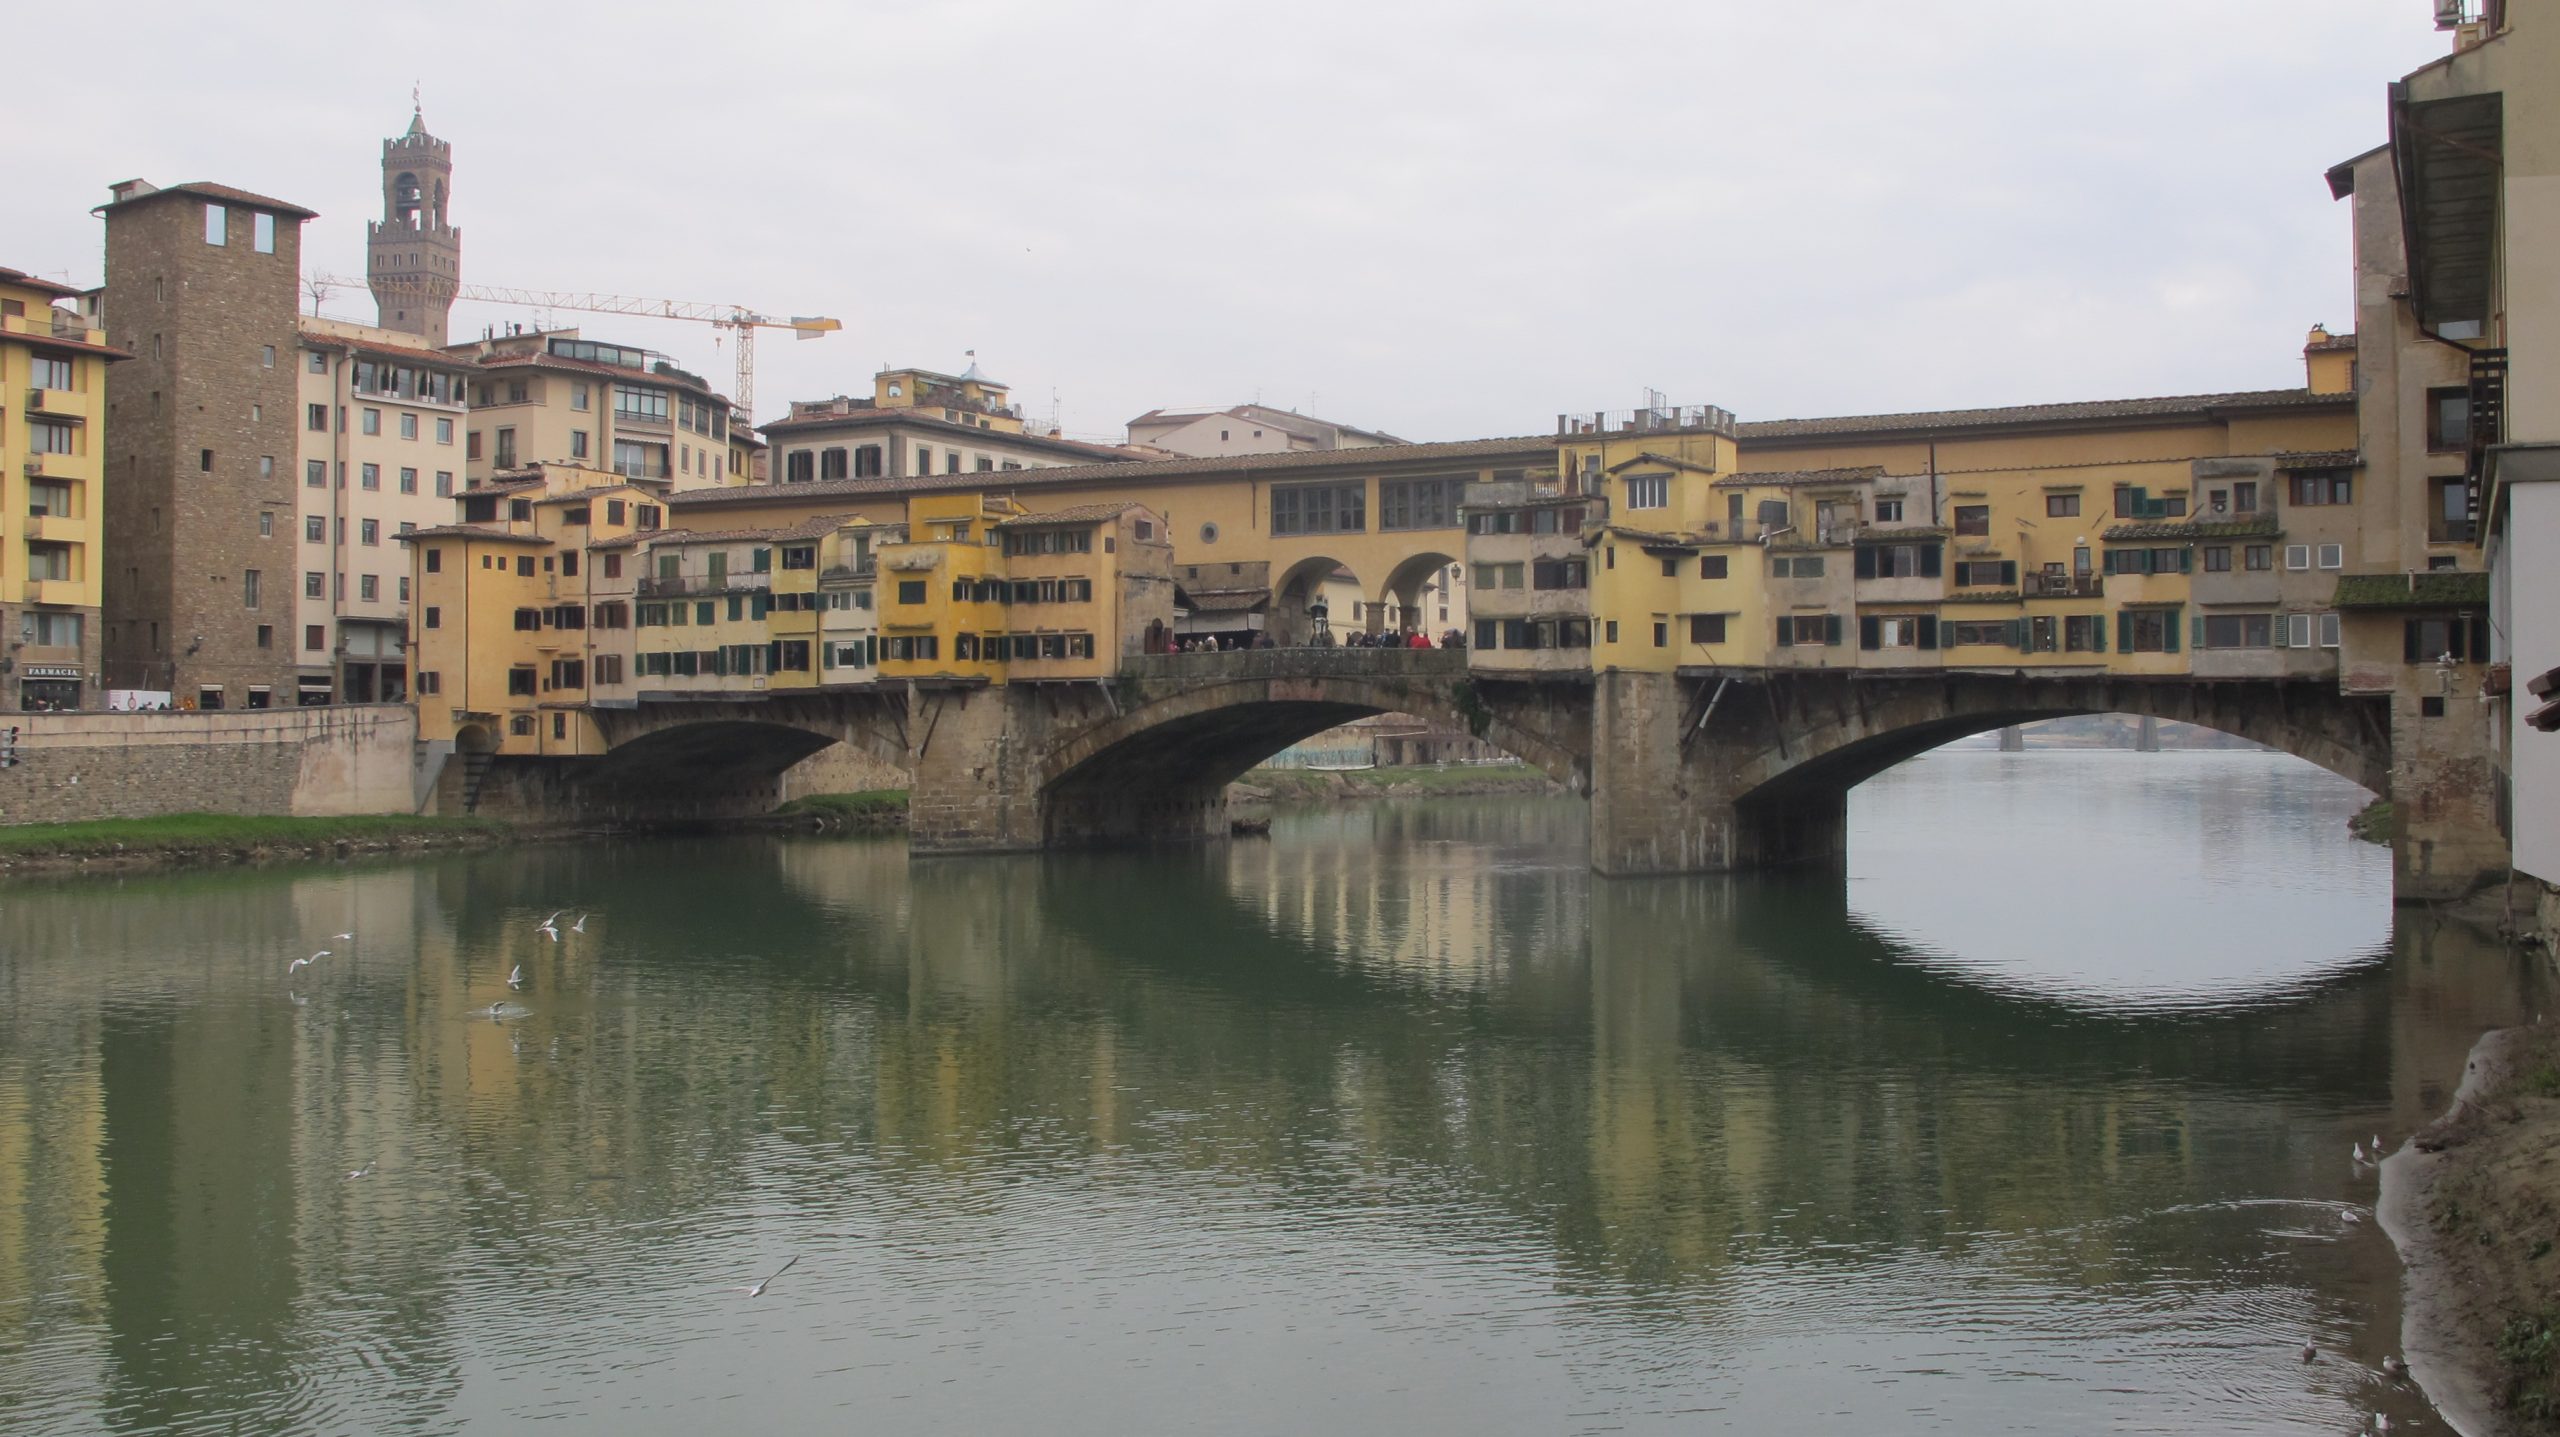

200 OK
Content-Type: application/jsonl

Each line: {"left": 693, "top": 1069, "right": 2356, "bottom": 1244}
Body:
{"left": 871, "top": 495, "right": 1173, "bottom": 685}
{"left": 0, "top": 267, "right": 121, "bottom": 711}
{"left": 455, "top": 329, "right": 751, "bottom": 490}
{"left": 766, "top": 364, "right": 1134, "bottom": 484}
{"left": 629, "top": 516, "right": 880, "bottom": 694}
{"left": 1126, "top": 402, "right": 1403, "bottom": 458}
{"left": 294, "top": 317, "right": 471, "bottom": 703}
{"left": 97, "top": 179, "right": 313, "bottom": 709}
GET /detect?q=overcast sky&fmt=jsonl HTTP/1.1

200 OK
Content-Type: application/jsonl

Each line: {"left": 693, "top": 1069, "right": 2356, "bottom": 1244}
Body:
{"left": 11, "top": 1, "right": 2447, "bottom": 444}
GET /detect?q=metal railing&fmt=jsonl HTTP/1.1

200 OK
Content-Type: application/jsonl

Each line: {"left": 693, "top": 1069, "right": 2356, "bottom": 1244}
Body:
{"left": 2021, "top": 573, "right": 2104, "bottom": 598}
{"left": 1121, "top": 646, "right": 1468, "bottom": 681}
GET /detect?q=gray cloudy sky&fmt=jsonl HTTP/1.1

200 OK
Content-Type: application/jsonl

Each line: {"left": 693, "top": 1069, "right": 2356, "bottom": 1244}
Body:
{"left": 13, "top": 1, "right": 2446, "bottom": 444}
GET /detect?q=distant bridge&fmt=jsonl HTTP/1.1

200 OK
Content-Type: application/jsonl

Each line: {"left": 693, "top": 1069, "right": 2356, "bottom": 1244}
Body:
{"left": 457, "top": 649, "right": 2459, "bottom": 889}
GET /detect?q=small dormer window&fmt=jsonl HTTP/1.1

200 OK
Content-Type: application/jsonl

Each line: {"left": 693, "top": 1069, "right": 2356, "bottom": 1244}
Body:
{"left": 887, "top": 382, "right": 902, "bottom": 398}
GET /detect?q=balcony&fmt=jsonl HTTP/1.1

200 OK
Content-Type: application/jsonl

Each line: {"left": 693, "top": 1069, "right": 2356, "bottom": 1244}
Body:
{"left": 22, "top": 577, "right": 81, "bottom": 604}
{"left": 637, "top": 570, "right": 769, "bottom": 597}
{"left": 26, "top": 387, "right": 85, "bottom": 418}
{"left": 22, "top": 452, "right": 82, "bottom": 480}
{"left": 2021, "top": 572, "right": 2104, "bottom": 599}
{"left": 0, "top": 310, "right": 103, "bottom": 346}
{"left": 23, "top": 512, "right": 84, "bottom": 542}
{"left": 2428, "top": 517, "right": 2479, "bottom": 546}
{"left": 821, "top": 561, "right": 878, "bottom": 583}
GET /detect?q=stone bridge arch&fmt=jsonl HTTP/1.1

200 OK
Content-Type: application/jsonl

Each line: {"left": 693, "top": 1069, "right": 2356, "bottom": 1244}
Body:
{"left": 572, "top": 691, "right": 912, "bottom": 819}
{"left": 1589, "top": 669, "right": 2391, "bottom": 877}
{"left": 904, "top": 650, "right": 1593, "bottom": 852}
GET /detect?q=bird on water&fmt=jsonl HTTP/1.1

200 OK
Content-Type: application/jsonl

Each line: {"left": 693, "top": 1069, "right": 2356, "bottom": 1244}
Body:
{"left": 734, "top": 1256, "right": 798, "bottom": 1298}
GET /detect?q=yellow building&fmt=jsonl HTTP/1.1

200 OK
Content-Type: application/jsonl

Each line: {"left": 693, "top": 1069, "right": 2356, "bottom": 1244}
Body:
{"left": 1, "top": 266, "right": 120, "bottom": 711}
{"left": 872, "top": 495, "right": 1174, "bottom": 685}
{"left": 402, "top": 462, "right": 673, "bottom": 757}
{"left": 629, "top": 515, "right": 874, "bottom": 694}
{"left": 766, "top": 363, "right": 1133, "bottom": 485}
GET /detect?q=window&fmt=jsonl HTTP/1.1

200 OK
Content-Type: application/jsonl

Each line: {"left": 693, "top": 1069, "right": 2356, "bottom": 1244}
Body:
{"left": 303, "top": 570, "right": 324, "bottom": 598}
{"left": 2289, "top": 471, "right": 2353, "bottom": 506}
{"left": 785, "top": 450, "right": 814, "bottom": 483}
{"left": 2320, "top": 613, "right": 2342, "bottom": 649}
{"left": 2045, "top": 493, "right": 2080, "bottom": 518}
{"left": 2202, "top": 546, "right": 2231, "bottom": 572}
{"left": 782, "top": 545, "right": 816, "bottom": 570}
{"left": 252, "top": 212, "right": 276, "bottom": 253}
{"left": 467, "top": 430, "right": 483, "bottom": 460}
{"left": 1605, "top": 621, "right": 1619, "bottom": 644}
{"left": 305, "top": 624, "right": 327, "bottom": 651}
{"left": 494, "top": 427, "right": 517, "bottom": 468}
{"left": 508, "top": 667, "right": 537, "bottom": 697}
{"left": 306, "top": 402, "right": 327, "bottom": 433}
{"left": 1620, "top": 473, "right": 1670, "bottom": 511}
{"left": 359, "top": 575, "right": 378, "bottom": 602}
{"left": 570, "top": 430, "right": 589, "bottom": 460}
{"left": 2427, "top": 387, "right": 2470, "bottom": 451}
{"left": 1688, "top": 613, "right": 1727, "bottom": 644}
{"left": 2284, "top": 544, "right": 2309, "bottom": 571}
{"left": 360, "top": 519, "right": 379, "bottom": 545}
{"left": 1771, "top": 555, "right": 1825, "bottom": 578}
{"left": 2232, "top": 481, "right": 2258, "bottom": 513}
{"left": 1531, "top": 558, "right": 1587, "bottom": 590}
{"left": 2404, "top": 614, "right": 2489, "bottom": 663}
{"left": 1953, "top": 505, "right": 1990, "bottom": 535}
{"left": 2102, "top": 547, "right": 2192, "bottom": 576}
{"left": 203, "top": 203, "right": 227, "bottom": 245}
{"left": 2064, "top": 614, "right": 2107, "bottom": 652}
{"left": 1773, "top": 614, "right": 1840, "bottom": 646}
{"left": 361, "top": 408, "right": 382, "bottom": 437}
{"left": 855, "top": 445, "right": 884, "bottom": 477}
{"left": 436, "top": 417, "right": 454, "bottom": 445}
{"left": 1380, "top": 476, "right": 1462, "bottom": 530}
{"left": 1951, "top": 559, "right": 2016, "bottom": 588}
{"left": 302, "top": 514, "right": 322, "bottom": 543}
{"left": 2117, "top": 609, "right": 2179, "bottom": 653}
{"left": 603, "top": 553, "right": 622, "bottom": 578}
{"left": 820, "top": 447, "right": 849, "bottom": 481}
{"left": 2245, "top": 544, "right": 2272, "bottom": 571}
{"left": 306, "top": 349, "right": 327, "bottom": 375}
{"left": 2201, "top": 614, "right": 2272, "bottom": 648}
{"left": 1873, "top": 498, "right": 1903, "bottom": 523}
{"left": 2317, "top": 542, "right": 2343, "bottom": 569}
{"left": 898, "top": 580, "right": 926, "bottom": 605}
{"left": 30, "top": 355, "right": 74, "bottom": 391}
{"left": 242, "top": 570, "right": 261, "bottom": 609}
{"left": 1944, "top": 620, "right": 2014, "bottom": 648}
{"left": 571, "top": 384, "right": 590, "bottom": 412}
{"left": 361, "top": 462, "right": 380, "bottom": 491}
{"left": 1270, "top": 481, "right": 1366, "bottom": 535}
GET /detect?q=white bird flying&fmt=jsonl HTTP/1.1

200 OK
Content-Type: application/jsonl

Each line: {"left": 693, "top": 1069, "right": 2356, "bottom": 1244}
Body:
{"left": 734, "top": 1256, "right": 798, "bottom": 1298}
{"left": 288, "top": 950, "right": 331, "bottom": 974}
{"left": 571, "top": 913, "right": 590, "bottom": 934}
{"left": 334, "top": 932, "right": 354, "bottom": 942}
{"left": 536, "top": 919, "right": 561, "bottom": 942}
{"left": 346, "top": 1160, "right": 376, "bottom": 1180}
{"left": 508, "top": 964, "right": 524, "bottom": 989}
{"left": 2353, "top": 1141, "right": 2370, "bottom": 1165}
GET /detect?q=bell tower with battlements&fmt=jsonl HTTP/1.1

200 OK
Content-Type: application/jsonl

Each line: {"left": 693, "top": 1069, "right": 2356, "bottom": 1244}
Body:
{"left": 365, "top": 105, "right": 461, "bottom": 346}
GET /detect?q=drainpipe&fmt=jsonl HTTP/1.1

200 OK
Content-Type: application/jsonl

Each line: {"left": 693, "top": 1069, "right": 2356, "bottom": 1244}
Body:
{"left": 332, "top": 347, "right": 350, "bottom": 704}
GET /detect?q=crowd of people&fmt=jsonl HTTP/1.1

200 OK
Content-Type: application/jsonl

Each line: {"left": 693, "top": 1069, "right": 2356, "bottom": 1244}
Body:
{"left": 1154, "top": 626, "right": 1467, "bottom": 654}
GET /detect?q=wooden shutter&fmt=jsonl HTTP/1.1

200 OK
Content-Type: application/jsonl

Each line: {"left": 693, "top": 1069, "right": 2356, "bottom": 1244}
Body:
{"left": 1855, "top": 546, "right": 1878, "bottom": 580}
{"left": 2163, "top": 611, "right": 2180, "bottom": 654}
{"left": 1919, "top": 544, "right": 1942, "bottom": 578}
{"left": 2117, "top": 613, "right": 2134, "bottom": 654}
{"left": 2403, "top": 620, "right": 2420, "bottom": 662}
{"left": 1825, "top": 614, "right": 1844, "bottom": 646}
{"left": 2000, "top": 560, "right": 2018, "bottom": 587}
{"left": 1917, "top": 615, "right": 1939, "bottom": 650}
{"left": 1860, "top": 615, "right": 1880, "bottom": 650}
{"left": 2192, "top": 616, "right": 2207, "bottom": 650}
{"left": 1775, "top": 617, "right": 1793, "bottom": 647}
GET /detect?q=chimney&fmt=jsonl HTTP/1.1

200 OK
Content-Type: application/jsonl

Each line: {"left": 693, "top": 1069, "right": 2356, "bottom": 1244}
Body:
{"left": 108, "top": 178, "right": 158, "bottom": 204}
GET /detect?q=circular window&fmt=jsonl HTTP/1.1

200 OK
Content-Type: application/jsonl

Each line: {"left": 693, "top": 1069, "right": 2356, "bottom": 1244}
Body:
{"left": 1199, "top": 522, "right": 1220, "bottom": 544}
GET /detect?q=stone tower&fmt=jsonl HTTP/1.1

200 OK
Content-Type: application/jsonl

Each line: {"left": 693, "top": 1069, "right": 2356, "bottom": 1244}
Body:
{"left": 365, "top": 107, "right": 461, "bottom": 346}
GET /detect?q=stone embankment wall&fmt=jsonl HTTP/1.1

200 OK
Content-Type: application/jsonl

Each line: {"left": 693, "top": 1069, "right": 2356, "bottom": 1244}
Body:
{"left": 0, "top": 705, "right": 418, "bottom": 824}
{"left": 776, "top": 743, "right": 909, "bottom": 802}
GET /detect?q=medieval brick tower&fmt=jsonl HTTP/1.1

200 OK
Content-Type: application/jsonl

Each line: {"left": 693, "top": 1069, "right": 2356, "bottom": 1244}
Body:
{"left": 365, "top": 107, "right": 461, "bottom": 346}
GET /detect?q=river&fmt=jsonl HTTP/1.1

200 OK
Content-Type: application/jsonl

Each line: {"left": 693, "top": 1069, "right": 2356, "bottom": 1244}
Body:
{"left": 0, "top": 748, "right": 2542, "bottom": 1434}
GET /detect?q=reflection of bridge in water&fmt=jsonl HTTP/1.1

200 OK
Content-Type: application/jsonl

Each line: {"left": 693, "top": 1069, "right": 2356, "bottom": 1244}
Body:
{"left": 493, "top": 645, "right": 2420, "bottom": 883}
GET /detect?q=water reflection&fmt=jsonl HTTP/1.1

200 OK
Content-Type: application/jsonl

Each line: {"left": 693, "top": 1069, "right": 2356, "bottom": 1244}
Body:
{"left": 0, "top": 752, "right": 2542, "bottom": 1435}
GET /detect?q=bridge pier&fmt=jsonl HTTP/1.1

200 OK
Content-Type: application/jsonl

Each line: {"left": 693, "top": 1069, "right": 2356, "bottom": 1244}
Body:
{"left": 905, "top": 685, "right": 1045, "bottom": 854}
{"left": 1588, "top": 670, "right": 1847, "bottom": 876}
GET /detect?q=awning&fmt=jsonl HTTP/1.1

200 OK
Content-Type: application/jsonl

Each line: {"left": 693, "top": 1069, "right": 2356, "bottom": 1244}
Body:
{"left": 2392, "top": 83, "right": 2502, "bottom": 330}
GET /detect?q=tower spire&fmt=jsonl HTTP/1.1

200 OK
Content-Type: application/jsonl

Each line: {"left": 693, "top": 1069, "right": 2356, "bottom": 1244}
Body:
{"left": 366, "top": 102, "right": 461, "bottom": 345}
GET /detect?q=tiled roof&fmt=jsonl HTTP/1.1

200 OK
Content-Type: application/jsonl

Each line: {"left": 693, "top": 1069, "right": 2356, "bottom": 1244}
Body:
{"left": 760, "top": 406, "right": 1142, "bottom": 461}
{"left": 0, "top": 266, "right": 85, "bottom": 299}
{"left": 642, "top": 513, "right": 860, "bottom": 546}
{"left": 2273, "top": 449, "right": 2362, "bottom": 470}
{"left": 296, "top": 320, "right": 467, "bottom": 368}
{"left": 992, "top": 501, "right": 1150, "bottom": 528}
{"left": 98, "top": 180, "right": 317, "bottom": 220}
{"left": 2305, "top": 333, "right": 2358, "bottom": 353}
{"left": 1734, "top": 388, "right": 2348, "bottom": 442}
{"left": 666, "top": 433, "right": 1555, "bottom": 510}
{"left": 1177, "top": 589, "right": 1271, "bottom": 614}
{"left": 1712, "top": 465, "right": 1887, "bottom": 489}
{"left": 2331, "top": 571, "right": 2489, "bottom": 609}
{"left": 467, "top": 348, "right": 734, "bottom": 404}
{"left": 396, "top": 524, "right": 550, "bottom": 545}
{"left": 2100, "top": 517, "right": 2281, "bottom": 541}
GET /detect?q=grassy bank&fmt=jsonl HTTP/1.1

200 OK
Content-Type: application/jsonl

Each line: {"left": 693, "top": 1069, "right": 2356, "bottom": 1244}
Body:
{"left": 774, "top": 790, "right": 910, "bottom": 831}
{"left": 0, "top": 812, "right": 511, "bottom": 866}
{"left": 1239, "top": 765, "right": 1559, "bottom": 804}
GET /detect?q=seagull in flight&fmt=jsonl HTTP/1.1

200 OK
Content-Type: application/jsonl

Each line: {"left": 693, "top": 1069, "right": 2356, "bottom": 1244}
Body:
{"left": 333, "top": 932, "right": 354, "bottom": 943}
{"left": 734, "top": 1256, "right": 798, "bottom": 1298}
{"left": 536, "top": 916, "right": 562, "bottom": 942}
{"left": 288, "top": 950, "right": 331, "bottom": 974}
{"left": 508, "top": 964, "right": 525, "bottom": 989}
{"left": 346, "top": 1159, "right": 376, "bottom": 1180}
{"left": 2353, "top": 1141, "right": 2370, "bottom": 1165}
{"left": 571, "top": 913, "right": 591, "bottom": 934}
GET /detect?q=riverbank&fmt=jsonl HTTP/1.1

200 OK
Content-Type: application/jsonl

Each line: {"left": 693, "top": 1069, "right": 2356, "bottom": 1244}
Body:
{"left": 0, "top": 812, "right": 524, "bottom": 874}
{"left": 1234, "top": 764, "right": 1563, "bottom": 805}
{"left": 2385, "top": 1018, "right": 2560, "bottom": 1436}
{"left": 770, "top": 790, "right": 910, "bottom": 833}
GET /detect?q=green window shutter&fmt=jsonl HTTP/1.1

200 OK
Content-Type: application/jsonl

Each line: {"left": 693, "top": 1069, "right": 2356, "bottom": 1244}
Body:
{"left": 1775, "top": 617, "right": 1793, "bottom": 648}
{"left": 1920, "top": 544, "right": 1942, "bottom": 578}
{"left": 2000, "top": 561, "right": 2017, "bottom": 587}
{"left": 1860, "top": 615, "right": 1880, "bottom": 650}
{"left": 2092, "top": 613, "right": 2106, "bottom": 650}
{"left": 2163, "top": 611, "right": 2181, "bottom": 654}
{"left": 2192, "top": 616, "right": 2206, "bottom": 649}
{"left": 1825, "top": 614, "right": 1844, "bottom": 647}
{"left": 2179, "top": 548, "right": 2194, "bottom": 574}
{"left": 2006, "top": 619, "right": 2024, "bottom": 650}
{"left": 753, "top": 548, "right": 772, "bottom": 573}
{"left": 1855, "top": 546, "right": 1878, "bottom": 580}
{"left": 2117, "top": 613, "right": 2133, "bottom": 653}
{"left": 1918, "top": 615, "right": 1938, "bottom": 650}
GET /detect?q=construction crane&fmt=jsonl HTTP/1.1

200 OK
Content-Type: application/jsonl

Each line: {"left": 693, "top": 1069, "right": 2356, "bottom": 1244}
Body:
{"left": 307, "top": 274, "right": 840, "bottom": 422}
